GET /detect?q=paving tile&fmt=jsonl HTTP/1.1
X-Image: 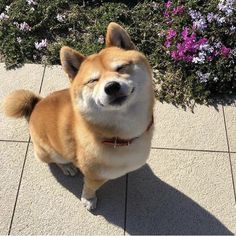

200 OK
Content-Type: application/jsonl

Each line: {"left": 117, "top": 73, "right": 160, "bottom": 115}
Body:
{"left": 10, "top": 144, "right": 125, "bottom": 235}
{"left": 126, "top": 149, "right": 236, "bottom": 235}
{"left": 40, "top": 65, "right": 70, "bottom": 96}
{"left": 230, "top": 153, "right": 236, "bottom": 198}
{"left": 152, "top": 102, "right": 228, "bottom": 151}
{"left": 0, "top": 142, "right": 28, "bottom": 234}
{"left": 0, "top": 63, "right": 44, "bottom": 141}
{"left": 224, "top": 104, "right": 236, "bottom": 152}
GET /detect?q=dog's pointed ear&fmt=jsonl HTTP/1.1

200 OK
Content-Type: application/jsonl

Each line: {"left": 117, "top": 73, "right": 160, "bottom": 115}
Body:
{"left": 105, "top": 22, "right": 135, "bottom": 50}
{"left": 60, "top": 46, "right": 85, "bottom": 80}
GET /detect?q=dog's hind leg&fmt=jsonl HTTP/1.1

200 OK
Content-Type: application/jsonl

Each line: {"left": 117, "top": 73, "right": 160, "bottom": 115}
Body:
{"left": 33, "top": 144, "right": 53, "bottom": 164}
{"left": 33, "top": 143, "right": 78, "bottom": 176}
{"left": 57, "top": 163, "right": 78, "bottom": 176}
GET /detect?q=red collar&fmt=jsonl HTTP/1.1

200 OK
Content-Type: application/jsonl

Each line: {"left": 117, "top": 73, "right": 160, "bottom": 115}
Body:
{"left": 102, "top": 116, "right": 153, "bottom": 148}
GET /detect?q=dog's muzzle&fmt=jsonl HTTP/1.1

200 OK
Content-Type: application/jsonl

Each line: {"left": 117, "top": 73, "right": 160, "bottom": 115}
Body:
{"left": 104, "top": 81, "right": 134, "bottom": 106}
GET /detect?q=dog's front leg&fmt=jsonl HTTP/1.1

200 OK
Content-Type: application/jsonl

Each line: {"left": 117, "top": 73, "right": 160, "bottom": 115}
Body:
{"left": 81, "top": 177, "right": 107, "bottom": 211}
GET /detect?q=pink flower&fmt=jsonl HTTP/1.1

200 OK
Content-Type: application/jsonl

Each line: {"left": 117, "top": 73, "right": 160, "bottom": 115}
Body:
{"left": 207, "top": 55, "right": 214, "bottom": 61}
{"left": 212, "top": 50, "right": 220, "bottom": 57}
{"left": 184, "top": 55, "right": 193, "bottom": 62}
{"left": 165, "top": 0, "right": 172, "bottom": 8}
{"left": 164, "top": 10, "right": 170, "bottom": 18}
{"left": 198, "top": 38, "right": 208, "bottom": 45}
{"left": 173, "top": 6, "right": 184, "bottom": 15}
{"left": 181, "top": 27, "right": 189, "bottom": 40}
{"left": 166, "top": 28, "right": 177, "bottom": 40}
{"left": 171, "top": 50, "right": 178, "bottom": 60}
{"left": 220, "top": 46, "right": 231, "bottom": 56}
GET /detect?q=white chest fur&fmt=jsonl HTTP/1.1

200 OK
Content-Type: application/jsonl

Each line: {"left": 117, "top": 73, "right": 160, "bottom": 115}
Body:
{"left": 95, "top": 130, "right": 153, "bottom": 180}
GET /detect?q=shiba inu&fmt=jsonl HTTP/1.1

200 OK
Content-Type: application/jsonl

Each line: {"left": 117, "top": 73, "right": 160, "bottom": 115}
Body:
{"left": 4, "top": 23, "right": 154, "bottom": 210}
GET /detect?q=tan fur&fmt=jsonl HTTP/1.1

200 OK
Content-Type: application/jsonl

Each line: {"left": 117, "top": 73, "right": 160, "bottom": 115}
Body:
{"left": 4, "top": 23, "right": 154, "bottom": 210}
{"left": 4, "top": 90, "right": 41, "bottom": 120}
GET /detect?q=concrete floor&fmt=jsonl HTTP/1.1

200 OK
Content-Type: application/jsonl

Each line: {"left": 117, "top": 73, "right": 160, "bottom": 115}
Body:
{"left": 0, "top": 63, "right": 235, "bottom": 235}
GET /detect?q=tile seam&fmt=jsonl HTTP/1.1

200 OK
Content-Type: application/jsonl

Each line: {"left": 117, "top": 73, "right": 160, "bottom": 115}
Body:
{"left": 123, "top": 174, "right": 129, "bottom": 235}
{"left": 39, "top": 64, "right": 46, "bottom": 94}
{"left": 0, "top": 140, "right": 28, "bottom": 143}
{"left": 7, "top": 137, "right": 31, "bottom": 235}
{"left": 222, "top": 106, "right": 236, "bottom": 204}
{"left": 151, "top": 146, "right": 229, "bottom": 154}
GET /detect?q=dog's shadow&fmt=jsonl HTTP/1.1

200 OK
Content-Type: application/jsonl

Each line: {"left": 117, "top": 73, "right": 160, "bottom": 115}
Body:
{"left": 49, "top": 164, "right": 232, "bottom": 235}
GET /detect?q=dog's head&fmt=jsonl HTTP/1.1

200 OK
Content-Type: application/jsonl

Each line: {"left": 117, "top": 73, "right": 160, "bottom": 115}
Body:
{"left": 60, "top": 23, "right": 153, "bottom": 131}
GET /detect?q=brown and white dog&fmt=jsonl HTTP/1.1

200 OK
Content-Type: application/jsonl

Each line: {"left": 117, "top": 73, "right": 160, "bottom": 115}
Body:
{"left": 4, "top": 23, "right": 154, "bottom": 210}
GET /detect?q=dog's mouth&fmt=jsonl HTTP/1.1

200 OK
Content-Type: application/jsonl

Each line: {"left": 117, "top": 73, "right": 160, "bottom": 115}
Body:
{"left": 97, "top": 87, "right": 135, "bottom": 107}
{"left": 110, "top": 95, "right": 128, "bottom": 106}
{"left": 109, "top": 87, "right": 135, "bottom": 106}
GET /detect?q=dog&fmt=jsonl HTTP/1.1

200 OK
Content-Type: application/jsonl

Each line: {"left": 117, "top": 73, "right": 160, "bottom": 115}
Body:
{"left": 4, "top": 22, "right": 154, "bottom": 211}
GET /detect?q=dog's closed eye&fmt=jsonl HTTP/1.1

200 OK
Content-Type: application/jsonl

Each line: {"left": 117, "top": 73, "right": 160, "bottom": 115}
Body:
{"left": 116, "top": 63, "right": 131, "bottom": 73}
{"left": 84, "top": 77, "right": 99, "bottom": 86}
{"left": 88, "top": 78, "right": 99, "bottom": 84}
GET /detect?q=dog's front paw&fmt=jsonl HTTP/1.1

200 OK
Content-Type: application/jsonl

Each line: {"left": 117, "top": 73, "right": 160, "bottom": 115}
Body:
{"left": 81, "top": 196, "right": 97, "bottom": 211}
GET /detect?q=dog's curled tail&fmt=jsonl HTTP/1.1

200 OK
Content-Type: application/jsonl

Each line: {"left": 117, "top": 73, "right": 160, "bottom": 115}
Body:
{"left": 4, "top": 90, "right": 41, "bottom": 120}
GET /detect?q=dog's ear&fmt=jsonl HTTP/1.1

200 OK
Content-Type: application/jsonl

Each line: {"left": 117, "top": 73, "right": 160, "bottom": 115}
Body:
{"left": 60, "top": 46, "right": 85, "bottom": 80}
{"left": 105, "top": 22, "right": 135, "bottom": 50}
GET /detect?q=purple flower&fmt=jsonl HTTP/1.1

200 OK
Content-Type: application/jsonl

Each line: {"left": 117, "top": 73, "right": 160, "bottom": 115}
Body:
{"left": 0, "top": 12, "right": 9, "bottom": 20}
{"left": 19, "top": 22, "right": 31, "bottom": 31}
{"left": 188, "top": 9, "right": 201, "bottom": 20}
{"left": 216, "top": 16, "right": 226, "bottom": 24}
{"left": 35, "top": 39, "right": 47, "bottom": 50}
{"left": 207, "top": 12, "right": 215, "bottom": 22}
{"left": 220, "top": 46, "right": 231, "bottom": 56}
{"left": 192, "top": 52, "right": 206, "bottom": 64}
{"left": 164, "top": 10, "right": 170, "bottom": 18}
{"left": 169, "top": 30, "right": 208, "bottom": 62}
{"left": 188, "top": 9, "right": 207, "bottom": 31}
{"left": 193, "top": 18, "right": 207, "bottom": 31}
{"left": 196, "top": 71, "right": 211, "bottom": 83}
{"left": 164, "top": 40, "right": 171, "bottom": 48}
{"left": 218, "top": 0, "right": 235, "bottom": 16}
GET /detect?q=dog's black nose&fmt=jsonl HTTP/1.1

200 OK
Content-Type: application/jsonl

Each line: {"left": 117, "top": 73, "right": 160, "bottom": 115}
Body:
{"left": 104, "top": 82, "right": 121, "bottom": 96}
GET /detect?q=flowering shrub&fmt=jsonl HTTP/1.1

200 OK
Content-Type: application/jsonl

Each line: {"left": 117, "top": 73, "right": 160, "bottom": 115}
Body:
{"left": 0, "top": 0, "right": 235, "bottom": 107}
